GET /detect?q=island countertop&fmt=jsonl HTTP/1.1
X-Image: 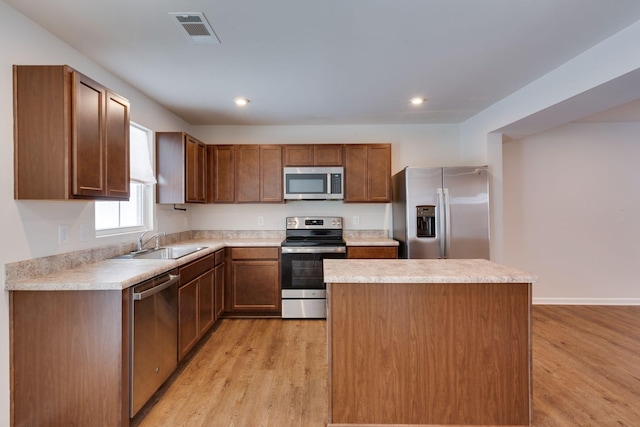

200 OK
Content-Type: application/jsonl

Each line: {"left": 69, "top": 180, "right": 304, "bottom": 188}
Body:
{"left": 323, "top": 258, "right": 536, "bottom": 284}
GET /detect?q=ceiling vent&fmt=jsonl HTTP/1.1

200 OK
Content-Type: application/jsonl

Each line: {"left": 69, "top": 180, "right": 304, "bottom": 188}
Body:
{"left": 169, "top": 12, "right": 220, "bottom": 44}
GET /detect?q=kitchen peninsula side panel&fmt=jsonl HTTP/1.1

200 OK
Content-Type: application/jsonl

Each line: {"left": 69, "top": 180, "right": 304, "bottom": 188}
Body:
{"left": 328, "top": 281, "right": 532, "bottom": 426}
{"left": 10, "top": 290, "right": 129, "bottom": 427}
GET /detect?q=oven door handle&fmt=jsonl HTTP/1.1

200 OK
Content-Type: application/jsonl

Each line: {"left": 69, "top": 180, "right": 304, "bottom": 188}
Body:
{"left": 281, "top": 246, "right": 346, "bottom": 254}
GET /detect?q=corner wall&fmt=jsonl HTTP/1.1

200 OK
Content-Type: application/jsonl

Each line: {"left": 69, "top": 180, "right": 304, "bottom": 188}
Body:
{"left": 503, "top": 122, "right": 640, "bottom": 304}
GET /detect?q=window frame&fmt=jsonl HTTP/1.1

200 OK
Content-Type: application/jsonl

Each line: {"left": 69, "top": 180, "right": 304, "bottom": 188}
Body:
{"left": 95, "top": 122, "right": 155, "bottom": 237}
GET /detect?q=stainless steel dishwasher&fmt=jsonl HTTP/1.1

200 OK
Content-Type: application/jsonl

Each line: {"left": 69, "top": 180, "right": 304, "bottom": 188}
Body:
{"left": 130, "top": 270, "right": 179, "bottom": 418}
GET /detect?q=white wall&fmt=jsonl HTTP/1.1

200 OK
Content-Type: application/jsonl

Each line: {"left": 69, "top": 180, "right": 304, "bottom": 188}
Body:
{"left": 0, "top": 3, "right": 195, "bottom": 425}
{"left": 190, "top": 124, "right": 462, "bottom": 232}
{"left": 503, "top": 122, "right": 640, "bottom": 304}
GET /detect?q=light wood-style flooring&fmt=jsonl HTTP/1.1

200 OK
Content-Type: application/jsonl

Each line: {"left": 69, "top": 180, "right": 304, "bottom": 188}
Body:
{"left": 133, "top": 306, "right": 640, "bottom": 427}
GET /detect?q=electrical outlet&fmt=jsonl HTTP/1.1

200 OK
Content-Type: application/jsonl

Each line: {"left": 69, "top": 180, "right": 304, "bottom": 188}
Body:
{"left": 353, "top": 216, "right": 360, "bottom": 225}
{"left": 58, "top": 225, "right": 69, "bottom": 245}
{"left": 258, "top": 216, "right": 264, "bottom": 226}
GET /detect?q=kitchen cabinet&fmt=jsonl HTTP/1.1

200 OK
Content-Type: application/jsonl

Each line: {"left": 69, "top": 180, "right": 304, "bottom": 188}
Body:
{"left": 283, "top": 144, "right": 343, "bottom": 166}
{"left": 326, "top": 259, "right": 533, "bottom": 426}
{"left": 13, "top": 65, "right": 130, "bottom": 200}
{"left": 156, "top": 132, "right": 207, "bottom": 204}
{"left": 347, "top": 246, "right": 398, "bottom": 259}
{"left": 228, "top": 247, "right": 281, "bottom": 316}
{"left": 214, "top": 248, "right": 226, "bottom": 319}
{"left": 235, "top": 145, "right": 283, "bottom": 203}
{"left": 10, "top": 289, "right": 131, "bottom": 426}
{"left": 344, "top": 144, "right": 392, "bottom": 202}
{"left": 178, "top": 253, "right": 216, "bottom": 360}
{"left": 207, "top": 145, "right": 235, "bottom": 203}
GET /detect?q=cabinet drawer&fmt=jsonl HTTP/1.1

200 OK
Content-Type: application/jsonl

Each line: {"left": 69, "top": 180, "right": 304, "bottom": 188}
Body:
{"left": 231, "top": 247, "right": 279, "bottom": 260}
{"left": 214, "top": 248, "right": 225, "bottom": 266}
{"left": 179, "top": 253, "right": 215, "bottom": 285}
{"left": 347, "top": 246, "right": 398, "bottom": 259}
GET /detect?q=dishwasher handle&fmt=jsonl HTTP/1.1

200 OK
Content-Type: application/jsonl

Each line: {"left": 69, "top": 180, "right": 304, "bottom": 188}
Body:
{"left": 133, "top": 274, "right": 179, "bottom": 300}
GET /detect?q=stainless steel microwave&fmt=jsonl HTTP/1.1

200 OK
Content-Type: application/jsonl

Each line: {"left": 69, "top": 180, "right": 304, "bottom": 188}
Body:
{"left": 283, "top": 167, "right": 344, "bottom": 200}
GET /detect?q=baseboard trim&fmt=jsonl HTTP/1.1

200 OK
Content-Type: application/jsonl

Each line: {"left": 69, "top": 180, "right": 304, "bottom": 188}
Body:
{"left": 533, "top": 297, "right": 640, "bottom": 305}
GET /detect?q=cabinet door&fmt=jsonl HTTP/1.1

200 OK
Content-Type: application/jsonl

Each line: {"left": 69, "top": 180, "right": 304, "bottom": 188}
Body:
{"left": 367, "top": 144, "right": 392, "bottom": 202}
{"left": 235, "top": 145, "right": 261, "bottom": 202}
{"left": 315, "top": 144, "right": 343, "bottom": 166}
{"left": 72, "top": 72, "right": 106, "bottom": 197}
{"left": 231, "top": 260, "right": 280, "bottom": 312}
{"left": 105, "top": 91, "right": 130, "bottom": 199}
{"left": 214, "top": 262, "right": 225, "bottom": 320}
{"left": 344, "top": 144, "right": 391, "bottom": 202}
{"left": 344, "top": 145, "right": 368, "bottom": 202}
{"left": 198, "top": 270, "right": 215, "bottom": 335}
{"left": 260, "top": 145, "right": 283, "bottom": 202}
{"left": 284, "top": 145, "right": 314, "bottom": 166}
{"left": 208, "top": 145, "right": 235, "bottom": 203}
{"left": 178, "top": 279, "right": 199, "bottom": 360}
{"left": 186, "top": 135, "right": 206, "bottom": 203}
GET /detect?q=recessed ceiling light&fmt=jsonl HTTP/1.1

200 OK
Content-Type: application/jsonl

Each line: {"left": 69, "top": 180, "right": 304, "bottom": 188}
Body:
{"left": 410, "top": 97, "right": 426, "bottom": 105}
{"left": 234, "top": 98, "right": 250, "bottom": 106}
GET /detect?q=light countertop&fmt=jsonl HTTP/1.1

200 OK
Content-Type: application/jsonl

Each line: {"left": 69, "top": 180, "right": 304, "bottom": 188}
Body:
{"left": 343, "top": 237, "right": 398, "bottom": 246}
{"left": 323, "top": 258, "right": 536, "bottom": 284}
{"left": 5, "top": 238, "right": 280, "bottom": 292}
{"left": 5, "top": 236, "right": 398, "bottom": 292}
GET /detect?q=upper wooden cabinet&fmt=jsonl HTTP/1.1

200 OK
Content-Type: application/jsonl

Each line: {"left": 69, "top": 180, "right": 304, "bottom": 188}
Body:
{"left": 207, "top": 145, "right": 235, "bottom": 203}
{"left": 235, "top": 145, "right": 283, "bottom": 203}
{"left": 344, "top": 144, "right": 392, "bottom": 202}
{"left": 283, "top": 144, "right": 343, "bottom": 166}
{"left": 156, "top": 132, "right": 207, "bottom": 204}
{"left": 13, "top": 65, "right": 130, "bottom": 200}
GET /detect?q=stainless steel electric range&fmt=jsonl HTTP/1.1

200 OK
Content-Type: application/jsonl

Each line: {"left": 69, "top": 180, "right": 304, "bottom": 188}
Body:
{"left": 280, "top": 216, "right": 346, "bottom": 318}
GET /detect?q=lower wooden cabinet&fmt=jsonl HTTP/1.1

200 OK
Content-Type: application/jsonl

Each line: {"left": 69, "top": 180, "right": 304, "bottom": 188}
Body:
{"left": 347, "top": 245, "right": 398, "bottom": 259}
{"left": 178, "top": 253, "right": 216, "bottom": 360}
{"left": 214, "top": 249, "right": 225, "bottom": 319}
{"left": 10, "top": 290, "right": 129, "bottom": 426}
{"left": 178, "top": 278, "right": 200, "bottom": 360}
{"left": 227, "top": 247, "right": 281, "bottom": 316}
{"left": 197, "top": 269, "right": 215, "bottom": 336}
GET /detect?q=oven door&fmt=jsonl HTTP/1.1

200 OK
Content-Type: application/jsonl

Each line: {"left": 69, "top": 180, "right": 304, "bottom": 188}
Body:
{"left": 281, "top": 247, "right": 346, "bottom": 290}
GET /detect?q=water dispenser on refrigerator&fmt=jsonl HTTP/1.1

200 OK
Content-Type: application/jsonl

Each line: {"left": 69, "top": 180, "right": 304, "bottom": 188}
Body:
{"left": 416, "top": 205, "right": 436, "bottom": 238}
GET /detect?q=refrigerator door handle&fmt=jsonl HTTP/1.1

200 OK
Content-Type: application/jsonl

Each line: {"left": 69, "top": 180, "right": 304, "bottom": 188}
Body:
{"left": 443, "top": 187, "right": 451, "bottom": 259}
{"left": 437, "top": 188, "right": 446, "bottom": 258}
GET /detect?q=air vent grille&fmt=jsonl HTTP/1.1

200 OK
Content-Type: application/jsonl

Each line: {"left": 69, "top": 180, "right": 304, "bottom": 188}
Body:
{"left": 170, "top": 12, "right": 220, "bottom": 44}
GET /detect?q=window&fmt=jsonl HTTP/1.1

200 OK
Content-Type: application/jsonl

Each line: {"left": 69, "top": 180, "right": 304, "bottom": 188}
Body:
{"left": 95, "top": 123, "right": 155, "bottom": 235}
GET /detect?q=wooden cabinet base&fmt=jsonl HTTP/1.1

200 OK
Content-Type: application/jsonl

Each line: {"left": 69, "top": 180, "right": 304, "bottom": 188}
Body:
{"left": 10, "top": 290, "right": 129, "bottom": 427}
{"left": 327, "top": 282, "right": 532, "bottom": 426}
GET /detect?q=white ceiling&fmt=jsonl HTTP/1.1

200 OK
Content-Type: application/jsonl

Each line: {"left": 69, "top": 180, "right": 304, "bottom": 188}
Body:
{"left": 6, "top": 0, "right": 640, "bottom": 126}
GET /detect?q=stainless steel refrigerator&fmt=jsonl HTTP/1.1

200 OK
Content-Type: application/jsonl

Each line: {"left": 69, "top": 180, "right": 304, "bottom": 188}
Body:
{"left": 392, "top": 166, "right": 490, "bottom": 259}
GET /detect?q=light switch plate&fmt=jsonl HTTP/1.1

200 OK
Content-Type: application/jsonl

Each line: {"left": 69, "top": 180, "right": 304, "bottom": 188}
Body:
{"left": 58, "top": 225, "right": 69, "bottom": 245}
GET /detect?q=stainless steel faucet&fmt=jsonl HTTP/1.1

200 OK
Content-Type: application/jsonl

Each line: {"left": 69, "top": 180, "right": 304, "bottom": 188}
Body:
{"left": 136, "top": 231, "right": 166, "bottom": 252}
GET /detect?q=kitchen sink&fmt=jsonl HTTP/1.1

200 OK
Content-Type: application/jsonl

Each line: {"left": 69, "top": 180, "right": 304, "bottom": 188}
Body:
{"left": 113, "top": 246, "right": 208, "bottom": 260}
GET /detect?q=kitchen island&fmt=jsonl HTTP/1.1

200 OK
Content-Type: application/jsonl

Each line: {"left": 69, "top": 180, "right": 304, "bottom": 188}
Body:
{"left": 324, "top": 258, "right": 536, "bottom": 427}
